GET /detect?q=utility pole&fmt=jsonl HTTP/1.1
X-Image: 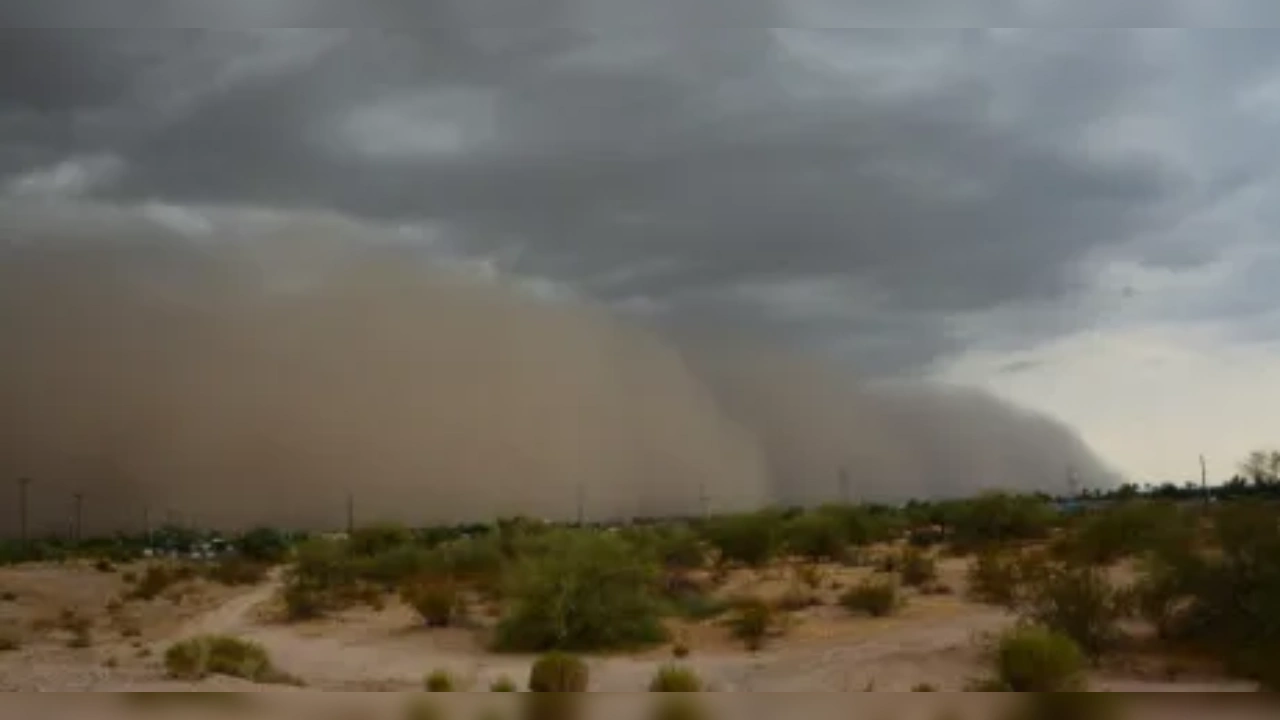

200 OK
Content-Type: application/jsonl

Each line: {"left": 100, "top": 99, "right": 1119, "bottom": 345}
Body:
{"left": 143, "top": 504, "right": 151, "bottom": 544}
{"left": 1200, "top": 454, "right": 1210, "bottom": 508}
{"left": 1066, "top": 464, "right": 1081, "bottom": 499}
{"left": 16, "top": 477, "right": 32, "bottom": 542}
{"left": 838, "top": 467, "right": 851, "bottom": 505}
{"left": 698, "top": 483, "right": 710, "bottom": 519}
{"left": 72, "top": 492, "right": 84, "bottom": 544}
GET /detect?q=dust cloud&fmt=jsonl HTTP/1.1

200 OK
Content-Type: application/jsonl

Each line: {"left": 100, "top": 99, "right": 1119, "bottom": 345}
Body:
{"left": 0, "top": 201, "right": 1115, "bottom": 535}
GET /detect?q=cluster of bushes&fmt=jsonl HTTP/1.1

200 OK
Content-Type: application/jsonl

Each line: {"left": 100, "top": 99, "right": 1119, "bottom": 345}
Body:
{"left": 164, "top": 634, "right": 299, "bottom": 685}
{"left": 963, "top": 498, "right": 1280, "bottom": 690}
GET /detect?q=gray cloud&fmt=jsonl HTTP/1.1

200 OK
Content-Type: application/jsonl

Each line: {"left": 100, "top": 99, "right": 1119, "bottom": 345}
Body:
{"left": 2, "top": 21, "right": 1236, "bottom": 371}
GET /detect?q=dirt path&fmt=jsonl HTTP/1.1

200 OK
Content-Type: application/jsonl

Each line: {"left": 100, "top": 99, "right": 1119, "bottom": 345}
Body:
{"left": 167, "top": 569, "right": 283, "bottom": 639}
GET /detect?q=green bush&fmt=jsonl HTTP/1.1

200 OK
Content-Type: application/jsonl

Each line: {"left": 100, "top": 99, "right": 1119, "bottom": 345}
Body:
{"left": 1020, "top": 565, "right": 1126, "bottom": 658}
{"left": 840, "top": 578, "right": 900, "bottom": 617}
{"left": 489, "top": 675, "right": 517, "bottom": 691}
{"left": 782, "top": 512, "right": 848, "bottom": 562}
{"left": 1055, "top": 501, "right": 1194, "bottom": 565}
{"left": 494, "top": 531, "right": 666, "bottom": 652}
{"left": 991, "top": 625, "right": 1087, "bottom": 691}
{"left": 424, "top": 668, "right": 456, "bottom": 691}
{"left": 348, "top": 522, "right": 413, "bottom": 557}
{"left": 402, "top": 580, "right": 462, "bottom": 628}
{"left": 205, "top": 556, "right": 269, "bottom": 586}
{"left": 702, "top": 511, "right": 782, "bottom": 567}
{"left": 1167, "top": 502, "right": 1280, "bottom": 689}
{"left": 237, "top": 527, "right": 290, "bottom": 564}
{"left": 129, "top": 563, "right": 191, "bottom": 601}
{"left": 164, "top": 634, "right": 293, "bottom": 684}
{"left": 818, "top": 504, "right": 905, "bottom": 546}
{"left": 967, "top": 550, "right": 1049, "bottom": 608}
{"left": 625, "top": 526, "right": 707, "bottom": 571}
{"left": 648, "top": 664, "right": 703, "bottom": 691}
{"left": 899, "top": 549, "right": 937, "bottom": 587}
{"left": 948, "top": 493, "right": 1057, "bottom": 551}
{"left": 725, "top": 597, "right": 775, "bottom": 651}
{"left": 528, "top": 652, "right": 589, "bottom": 691}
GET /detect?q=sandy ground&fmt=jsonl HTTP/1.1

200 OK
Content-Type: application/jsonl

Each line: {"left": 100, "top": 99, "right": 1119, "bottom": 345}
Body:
{"left": 0, "top": 556, "right": 1266, "bottom": 711}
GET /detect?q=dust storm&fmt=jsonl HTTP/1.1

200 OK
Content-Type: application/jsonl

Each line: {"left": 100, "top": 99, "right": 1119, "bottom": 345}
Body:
{"left": 0, "top": 201, "right": 1114, "bottom": 534}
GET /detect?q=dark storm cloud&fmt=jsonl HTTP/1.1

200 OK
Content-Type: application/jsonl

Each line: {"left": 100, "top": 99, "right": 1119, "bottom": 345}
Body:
{"left": 2, "top": 15, "right": 1278, "bottom": 368}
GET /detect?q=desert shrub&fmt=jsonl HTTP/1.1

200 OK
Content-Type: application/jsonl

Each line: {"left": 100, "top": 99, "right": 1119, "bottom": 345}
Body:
{"left": 164, "top": 635, "right": 292, "bottom": 684}
{"left": 237, "top": 527, "right": 290, "bottom": 564}
{"left": 94, "top": 558, "right": 116, "bottom": 573}
{"left": 490, "top": 675, "right": 517, "bottom": 691}
{"left": 355, "top": 544, "right": 434, "bottom": 589}
{"left": 402, "top": 580, "right": 462, "bottom": 628}
{"left": 1168, "top": 501, "right": 1280, "bottom": 688}
{"left": 424, "top": 668, "right": 456, "bottom": 691}
{"left": 840, "top": 578, "right": 900, "bottom": 617}
{"left": 725, "top": 597, "right": 776, "bottom": 650}
{"left": 967, "top": 549, "right": 1049, "bottom": 608}
{"left": 129, "top": 563, "right": 189, "bottom": 601}
{"left": 348, "top": 522, "right": 414, "bottom": 557}
{"left": 1020, "top": 565, "right": 1126, "bottom": 658}
{"left": 649, "top": 664, "right": 703, "bottom": 691}
{"left": 0, "top": 631, "right": 19, "bottom": 652}
{"left": 0, "top": 591, "right": 16, "bottom": 602}
{"left": 281, "top": 537, "right": 359, "bottom": 619}
{"left": 702, "top": 511, "right": 782, "bottom": 567}
{"left": 782, "top": 511, "right": 848, "bottom": 562}
{"left": 493, "top": 531, "right": 666, "bottom": 652}
{"left": 625, "top": 525, "right": 707, "bottom": 571}
{"left": 794, "top": 563, "right": 825, "bottom": 589}
{"left": 776, "top": 584, "right": 820, "bottom": 611}
{"left": 990, "top": 625, "right": 1087, "bottom": 691}
{"left": 899, "top": 548, "right": 938, "bottom": 587}
{"left": 1054, "top": 501, "right": 1194, "bottom": 565}
{"left": 948, "top": 493, "right": 1056, "bottom": 551}
{"left": 281, "top": 580, "right": 328, "bottom": 621}
{"left": 818, "top": 504, "right": 904, "bottom": 546}
{"left": 408, "top": 535, "right": 507, "bottom": 599}
{"left": 666, "top": 587, "right": 730, "bottom": 621}
{"left": 205, "top": 556, "right": 268, "bottom": 586}
{"left": 527, "top": 652, "right": 589, "bottom": 691}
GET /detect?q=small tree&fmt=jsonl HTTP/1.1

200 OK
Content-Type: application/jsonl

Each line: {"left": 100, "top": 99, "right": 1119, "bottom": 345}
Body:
{"left": 702, "top": 511, "right": 782, "bottom": 567}
{"left": 494, "top": 531, "right": 666, "bottom": 652}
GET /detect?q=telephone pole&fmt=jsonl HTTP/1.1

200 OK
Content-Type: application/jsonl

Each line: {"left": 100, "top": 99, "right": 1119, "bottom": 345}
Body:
{"left": 1200, "top": 454, "right": 1210, "bottom": 508}
{"left": 698, "top": 483, "right": 710, "bottom": 519}
{"left": 16, "top": 477, "right": 32, "bottom": 542}
{"left": 838, "top": 467, "right": 851, "bottom": 505}
{"left": 1066, "top": 464, "right": 1081, "bottom": 499}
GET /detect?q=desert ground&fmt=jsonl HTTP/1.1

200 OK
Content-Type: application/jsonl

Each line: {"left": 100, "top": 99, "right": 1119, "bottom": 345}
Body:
{"left": 0, "top": 553, "right": 1261, "bottom": 705}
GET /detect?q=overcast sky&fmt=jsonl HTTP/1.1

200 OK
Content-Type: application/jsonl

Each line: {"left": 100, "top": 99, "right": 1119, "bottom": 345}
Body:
{"left": 3, "top": 15, "right": 1279, "bottom": 483}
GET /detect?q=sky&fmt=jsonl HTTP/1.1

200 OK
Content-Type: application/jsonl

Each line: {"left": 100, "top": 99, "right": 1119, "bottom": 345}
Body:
{"left": 2, "top": 16, "right": 1279, "bottom": 488}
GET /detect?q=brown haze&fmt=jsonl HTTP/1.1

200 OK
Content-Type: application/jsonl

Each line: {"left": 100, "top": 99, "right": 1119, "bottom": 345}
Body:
{"left": 0, "top": 201, "right": 1115, "bottom": 535}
